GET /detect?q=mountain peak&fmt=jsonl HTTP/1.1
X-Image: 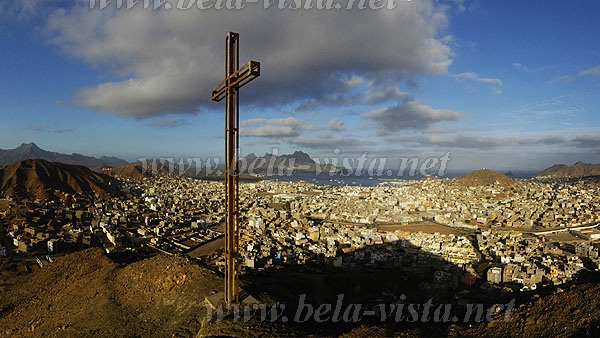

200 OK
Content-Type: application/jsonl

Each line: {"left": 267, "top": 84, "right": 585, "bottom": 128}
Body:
{"left": 18, "top": 142, "right": 41, "bottom": 151}
{"left": 240, "top": 150, "right": 342, "bottom": 173}
{"left": 283, "top": 150, "right": 314, "bottom": 164}
{"left": 25, "top": 142, "right": 38, "bottom": 147}
{"left": 0, "top": 143, "right": 127, "bottom": 169}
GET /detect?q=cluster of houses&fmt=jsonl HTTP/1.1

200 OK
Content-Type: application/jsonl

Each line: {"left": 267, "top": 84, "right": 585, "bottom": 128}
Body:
{"left": 480, "top": 230, "right": 598, "bottom": 286}
{"left": 2, "top": 173, "right": 599, "bottom": 292}
{"left": 292, "top": 175, "right": 600, "bottom": 230}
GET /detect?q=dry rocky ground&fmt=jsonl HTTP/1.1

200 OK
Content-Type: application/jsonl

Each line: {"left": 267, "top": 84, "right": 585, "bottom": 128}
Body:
{"left": 0, "top": 249, "right": 220, "bottom": 337}
{"left": 1, "top": 248, "right": 600, "bottom": 337}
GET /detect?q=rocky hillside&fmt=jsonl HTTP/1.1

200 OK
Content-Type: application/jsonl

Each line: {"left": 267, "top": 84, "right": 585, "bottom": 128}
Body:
{"left": 537, "top": 161, "right": 600, "bottom": 178}
{"left": 0, "top": 159, "right": 117, "bottom": 200}
{"left": 103, "top": 161, "right": 155, "bottom": 180}
{"left": 0, "top": 249, "right": 221, "bottom": 338}
{"left": 453, "top": 281, "right": 600, "bottom": 337}
{"left": 105, "top": 160, "right": 208, "bottom": 180}
{"left": 455, "top": 168, "right": 514, "bottom": 187}
{"left": 0, "top": 143, "right": 127, "bottom": 169}
{"left": 2, "top": 249, "right": 600, "bottom": 337}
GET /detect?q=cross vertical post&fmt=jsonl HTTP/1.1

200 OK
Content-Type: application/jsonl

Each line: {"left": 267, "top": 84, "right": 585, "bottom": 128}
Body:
{"left": 211, "top": 32, "right": 260, "bottom": 305}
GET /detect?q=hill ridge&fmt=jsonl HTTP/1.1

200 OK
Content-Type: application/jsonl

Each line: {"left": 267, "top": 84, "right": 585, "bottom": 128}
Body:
{"left": 0, "top": 248, "right": 221, "bottom": 337}
{"left": 0, "top": 159, "right": 117, "bottom": 200}
{"left": 0, "top": 142, "right": 128, "bottom": 169}
{"left": 455, "top": 168, "right": 514, "bottom": 187}
{"left": 537, "top": 161, "right": 600, "bottom": 178}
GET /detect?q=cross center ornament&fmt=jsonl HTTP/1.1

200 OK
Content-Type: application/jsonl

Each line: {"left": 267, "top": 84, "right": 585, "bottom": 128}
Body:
{"left": 211, "top": 31, "right": 260, "bottom": 305}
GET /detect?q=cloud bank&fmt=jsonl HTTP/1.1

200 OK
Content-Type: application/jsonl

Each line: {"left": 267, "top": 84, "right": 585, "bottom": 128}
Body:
{"left": 43, "top": 0, "right": 454, "bottom": 117}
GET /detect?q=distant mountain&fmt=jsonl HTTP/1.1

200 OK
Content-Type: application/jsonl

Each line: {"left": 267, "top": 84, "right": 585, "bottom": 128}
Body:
{"left": 242, "top": 150, "right": 342, "bottom": 174}
{"left": 0, "top": 143, "right": 128, "bottom": 169}
{"left": 455, "top": 168, "right": 514, "bottom": 187}
{"left": 0, "top": 159, "right": 117, "bottom": 200}
{"left": 280, "top": 150, "right": 315, "bottom": 165}
{"left": 537, "top": 161, "right": 600, "bottom": 178}
{"left": 104, "top": 160, "right": 192, "bottom": 180}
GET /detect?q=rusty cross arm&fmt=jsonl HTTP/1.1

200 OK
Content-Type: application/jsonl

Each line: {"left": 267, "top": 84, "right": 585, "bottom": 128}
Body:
{"left": 211, "top": 60, "right": 260, "bottom": 102}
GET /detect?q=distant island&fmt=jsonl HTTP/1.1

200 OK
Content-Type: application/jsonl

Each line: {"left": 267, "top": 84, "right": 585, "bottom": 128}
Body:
{"left": 242, "top": 150, "right": 343, "bottom": 175}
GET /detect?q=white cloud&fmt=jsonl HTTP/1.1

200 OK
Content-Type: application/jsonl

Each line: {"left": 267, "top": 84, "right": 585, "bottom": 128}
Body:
{"left": 342, "top": 75, "right": 365, "bottom": 89}
{"left": 240, "top": 117, "right": 363, "bottom": 150}
{"left": 387, "top": 131, "right": 600, "bottom": 152}
{"left": 534, "top": 136, "right": 569, "bottom": 145}
{"left": 243, "top": 125, "right": 301, "bottom": 138}
{"left": 510, "top": 95, "right": 581, "bottom": 118}
{"left": 150, "top": 117, "right": 189, "bottom": 128}
{"left": 53, "top": 128, "right": 74, "bottom": 134}
{"left": 363, "top": 85, "right": 410, "bottom": 105}
{"left": 295, "top": 83, "right": 410, "bottom": 112}
{"left": 579, "top": 65, "right": 600, "bottom": 76}
{"left": 417, "top": 134, "right": 504, "bottom": 148}
{"left": 364, "top": 96, "right": 465, "bottom": 135}
{"left": 241, "top": 117, "right": 346, "bottom": 138}
{"left": 0, "top": 0, "right": 43, "bottom": 23}
{"left": 285, "top": 136, "right": 368, "bottom": 150}
{"left": 327, "top": 118, "right": 346, "bottom": 132}
{"left": 455, "top": 72, "right": 502, "bottom": 86}
{"left": 26, "top": 124, "right": 44, "bottom": 132}
{"left": 25, "top": 124, "right": 74, "bottom": 134}
{"left": 43, "top": 0, "right": 455, "bottom": 117}
{"left": 572, "top": 134, "right": 600, "bottom": 148}
{"left": 549, "top": 75, "right": 573, "bottom": 84}
{"left": 551, "top": 65, "right": 600, "bottom": 84}
{"left": 515, "top": 133, "right": 600, "bottom": 151}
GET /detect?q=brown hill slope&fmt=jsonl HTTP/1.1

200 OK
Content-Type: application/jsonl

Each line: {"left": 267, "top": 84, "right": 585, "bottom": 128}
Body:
{"left": 455, "top": 168, "right": 514, "bottom": 187}
{"left": 2, "top": 249, "right": 600, "bottom": 337}
{"left": 0, "top": 159, "right": 117, "bottom": 200}
{"left": 105, "top": 160, "right": 188, "bottom": 180}
{"left": 454, "top": 282, "right": 600, "bottom": 337}
{"left": 0, "top": 249, "right": 222, "bottom": 337}
{"left": 537, "top": 161, "right": 600, "bottom": 178}
{"left": 104, "top": 161, "right": 148, "bottom": 180}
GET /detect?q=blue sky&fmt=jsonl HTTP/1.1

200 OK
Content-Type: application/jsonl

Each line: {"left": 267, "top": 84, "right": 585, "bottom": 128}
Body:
{"left": 0, "top": 0, "right": 599, "bottom": 171}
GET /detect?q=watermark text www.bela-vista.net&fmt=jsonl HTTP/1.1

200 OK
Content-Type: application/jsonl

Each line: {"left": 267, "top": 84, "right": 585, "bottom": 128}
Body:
{"left": 90, "top": 0, "right": 411, "bottom": 11}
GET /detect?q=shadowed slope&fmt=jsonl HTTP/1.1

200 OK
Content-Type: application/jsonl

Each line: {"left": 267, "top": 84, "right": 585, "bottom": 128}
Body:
{"left": 0, "top": 159, "right": 117, "bottom": 200}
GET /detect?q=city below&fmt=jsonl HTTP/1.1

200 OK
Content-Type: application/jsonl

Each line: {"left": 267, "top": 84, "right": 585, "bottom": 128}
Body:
{"left": 1, "top": 147, "right": 600, "bottom": 336}
{"left": 3, "top": 164, "right": 599, "bottom": 278}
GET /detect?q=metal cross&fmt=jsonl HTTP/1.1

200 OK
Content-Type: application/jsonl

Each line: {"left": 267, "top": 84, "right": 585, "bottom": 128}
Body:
{"left": 211, "top": 31, "right": 260, "bottom": 305}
